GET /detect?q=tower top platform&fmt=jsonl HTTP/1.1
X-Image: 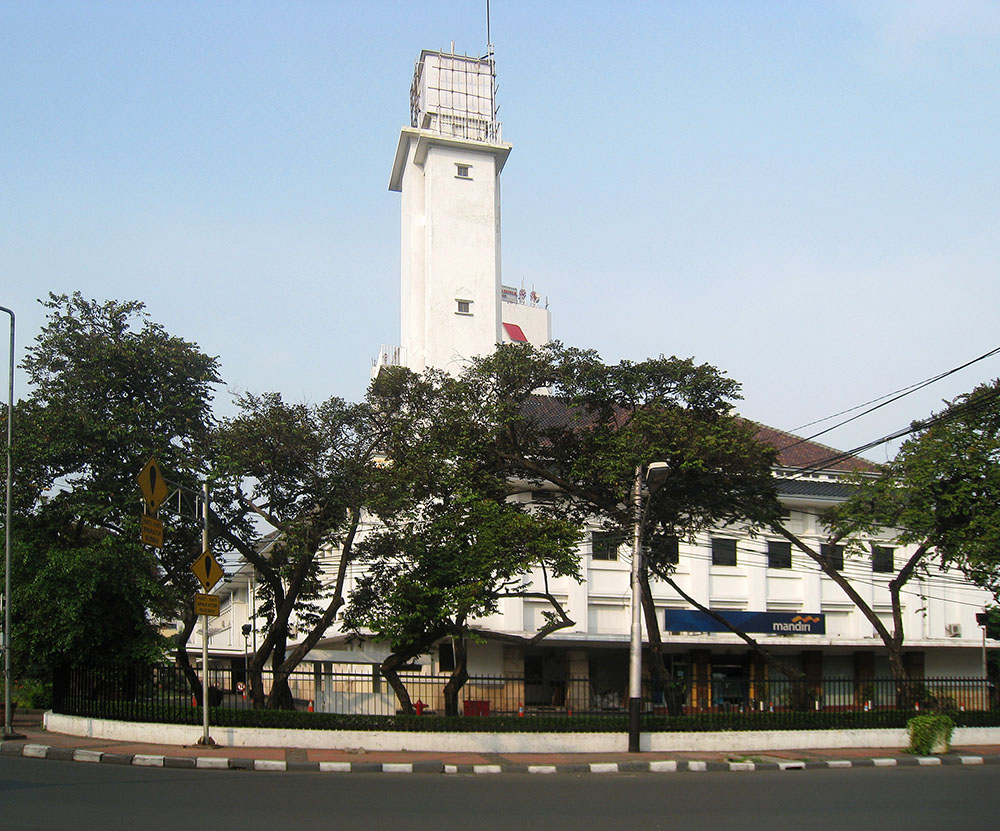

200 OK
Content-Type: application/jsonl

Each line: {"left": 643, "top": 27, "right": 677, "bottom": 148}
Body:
{"left": 410, "top": 49, "right": 501, "bottom": 144}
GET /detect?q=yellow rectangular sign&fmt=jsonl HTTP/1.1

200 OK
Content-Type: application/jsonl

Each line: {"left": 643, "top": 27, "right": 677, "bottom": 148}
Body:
{"left": 193, "top": 593, "right": 221, "bottom": 617}
{"left": 141, "top": 515, "right": 163, "bottom": 548}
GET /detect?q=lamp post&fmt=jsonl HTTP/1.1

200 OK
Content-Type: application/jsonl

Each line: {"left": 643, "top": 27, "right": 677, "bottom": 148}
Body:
{"left": 1, "top": 306, "right": 15, "bottom": 740}
{"left": 241, "top": 564, "right": 256, "bottom": 707}
{"left": 976, "top": 611, "right": 989, "bottom": 710}
{"left": 628, "top": 461, "right": 669, "bottom": 753}
{"left": 241, "top": 623, "right": 252, "bottom": 709}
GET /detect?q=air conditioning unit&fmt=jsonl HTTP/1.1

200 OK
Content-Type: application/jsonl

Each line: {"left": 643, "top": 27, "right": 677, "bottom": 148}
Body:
{"left": 945, "top": 623, "right": 962, "bottom": 638}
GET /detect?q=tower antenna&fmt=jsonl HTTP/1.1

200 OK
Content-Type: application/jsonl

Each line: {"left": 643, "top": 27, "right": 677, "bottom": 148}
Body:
{"left": 485, "top": 0, "right": 496, "bottom": 126}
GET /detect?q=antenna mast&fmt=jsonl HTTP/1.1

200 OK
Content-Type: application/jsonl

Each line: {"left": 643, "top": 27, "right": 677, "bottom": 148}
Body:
{"left": 486, "top": 0, "right": 497, "bottom": 124}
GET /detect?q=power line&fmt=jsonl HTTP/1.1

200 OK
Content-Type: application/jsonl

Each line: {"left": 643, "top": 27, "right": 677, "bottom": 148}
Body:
{"left": 778, "top": 344, "right": 1000, "bottom": 456}
{"left": 781, "top": 381, "right": 1000, "bottom": 479}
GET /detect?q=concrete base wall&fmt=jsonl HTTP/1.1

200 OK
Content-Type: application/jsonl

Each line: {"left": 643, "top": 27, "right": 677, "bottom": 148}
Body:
{"left": 44, "top": 712, "right": 1000, "bottom": 753}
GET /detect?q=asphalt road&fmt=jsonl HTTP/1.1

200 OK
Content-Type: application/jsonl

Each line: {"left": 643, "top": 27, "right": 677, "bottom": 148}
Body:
{"left": 2, "top": 757, "right": 996, "bottom": 831}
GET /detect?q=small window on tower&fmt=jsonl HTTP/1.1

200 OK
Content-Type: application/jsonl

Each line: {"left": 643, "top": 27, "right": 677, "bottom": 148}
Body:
{"left": 455, "top": 164, "right": 471, "bottom": 179}
{"left": 456, "top": 299, "right": 472, "bottom": 315}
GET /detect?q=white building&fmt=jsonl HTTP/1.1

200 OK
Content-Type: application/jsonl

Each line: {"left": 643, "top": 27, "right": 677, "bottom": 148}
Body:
{"left": 375, "top": 47, "right": 549, "bottom": 377}
{"left": 202, "top": 45, "right": 996, "bottom": 710}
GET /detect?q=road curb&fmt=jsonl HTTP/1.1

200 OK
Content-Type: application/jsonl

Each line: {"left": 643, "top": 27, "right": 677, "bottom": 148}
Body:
{"left": 2, "top": 740, "right": 997, "bottom": 774}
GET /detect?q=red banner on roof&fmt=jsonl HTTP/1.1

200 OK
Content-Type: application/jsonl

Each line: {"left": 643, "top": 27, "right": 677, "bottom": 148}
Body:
{"left": 503, "top": 323, "right": 528, "bottom": 342}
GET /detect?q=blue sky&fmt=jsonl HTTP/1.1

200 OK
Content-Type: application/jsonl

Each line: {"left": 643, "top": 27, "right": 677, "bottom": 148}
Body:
{"left": 3, "top": 0, "right": 999, "bottom": 461}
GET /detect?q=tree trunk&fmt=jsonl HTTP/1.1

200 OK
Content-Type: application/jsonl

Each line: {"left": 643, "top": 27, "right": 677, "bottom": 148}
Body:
{"left": 266, "top": 635, "right": 295, "bottom": 709}
{"left": 381, "top": 652, "right": 417, "bottom": 715}
{"left": 638, "top": 569, "right": 683, "bottom": 715}
{"left": 173, "top": 609, "right": 202, "bottom": 703}
{"left": 379, "top": 627, "right": 449, "bottom": 715}
{"left": 442, "top": 638, "right": 469, "bottom": 717}
{"left": 263, "top": 513, "right": 361, "bottom": 709}
{"left": 658, "top": 570, "right": 806, "bottom": 684}
{"left": 775, "top": 524, "right": 919, "bottom": 695}
{"left": 248, "top": 662, "right": 266, "bottom": 709}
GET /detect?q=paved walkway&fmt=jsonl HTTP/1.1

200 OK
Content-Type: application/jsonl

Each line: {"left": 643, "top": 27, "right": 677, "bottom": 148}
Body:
{"left": 4, "top": 710, "right": 999, "bottom": 775}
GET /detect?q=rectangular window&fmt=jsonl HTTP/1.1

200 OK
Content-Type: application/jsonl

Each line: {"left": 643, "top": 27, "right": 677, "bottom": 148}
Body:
{"left": 456, "top": 299, "right": 472, "bottom": 314}
{"left": 591, "top": 531, "right": 624, "bottom": 561}
{"left": 455, "top": 164, "right": 471, "bottom": 178}
{"left": 711, "top": 537, "right": 737, "bottom": 567}
{"left": 872, "top": 545, "right": 894, "bottom": 573}
{"left": 767, "top": 540, "right": 792, "bottom": 569}
{"left": 820, "top": 543, "right": 844, "bottom": 572}
{"left": 650, "top": 534, "right": 679, "bottom": 565}
{"left": 438, "top": 641, "right": 455, "bottom": 672}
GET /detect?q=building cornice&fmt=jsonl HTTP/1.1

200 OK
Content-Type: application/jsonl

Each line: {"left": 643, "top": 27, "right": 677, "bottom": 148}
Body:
{"left": 389, "top": 127, "right": 512, "bottom": 192}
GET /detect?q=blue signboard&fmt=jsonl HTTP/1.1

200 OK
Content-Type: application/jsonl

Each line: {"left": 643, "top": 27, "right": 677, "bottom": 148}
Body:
{"left": 663, "top": 610, "right": 826, "bottom": 635}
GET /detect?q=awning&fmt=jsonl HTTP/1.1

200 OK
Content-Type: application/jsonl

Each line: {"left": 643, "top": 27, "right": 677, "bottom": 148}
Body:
{"left": 503, "top": 322, "right": 528, "bottom": 342}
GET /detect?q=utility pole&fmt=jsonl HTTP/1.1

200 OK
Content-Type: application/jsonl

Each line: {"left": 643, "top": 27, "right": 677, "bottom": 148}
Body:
{"left": 200, "top": 482, "right": 213, "bottom": 746}
{"left": 628, "top": 461, "right": 670, "bottom": 753}
{"left": 1, "top": 305, "right": 20, "bottom": 740}
{"left": 628, "top": 466, "right": 643, "bottom": 752}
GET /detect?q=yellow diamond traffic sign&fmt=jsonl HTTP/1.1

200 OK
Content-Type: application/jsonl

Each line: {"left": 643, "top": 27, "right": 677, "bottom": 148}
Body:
{"left": 138, "top": 457, "right": 169, "bottom": 514}
{"left": 192, "top": 549, "right": 224, "bottom": 593}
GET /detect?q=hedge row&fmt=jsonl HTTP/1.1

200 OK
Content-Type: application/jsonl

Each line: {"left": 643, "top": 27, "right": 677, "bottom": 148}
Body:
{"left": 56, "top": 703, "right": 1000, "bottom": 733}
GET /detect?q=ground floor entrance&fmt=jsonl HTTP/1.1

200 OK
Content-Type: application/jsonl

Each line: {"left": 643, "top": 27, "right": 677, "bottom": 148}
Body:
{"left": 495, "top": 642, "right": 994, "bottom": 715}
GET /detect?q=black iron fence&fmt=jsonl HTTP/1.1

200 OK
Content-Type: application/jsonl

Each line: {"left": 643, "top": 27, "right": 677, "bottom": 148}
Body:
{"left": 52, "top": 663, "right": 1000, "bottom": 731}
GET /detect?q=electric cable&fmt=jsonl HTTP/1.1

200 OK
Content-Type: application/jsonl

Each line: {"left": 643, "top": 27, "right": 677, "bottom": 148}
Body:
{"left": 778, "top": 344, "right": 1000, "bottom": 452}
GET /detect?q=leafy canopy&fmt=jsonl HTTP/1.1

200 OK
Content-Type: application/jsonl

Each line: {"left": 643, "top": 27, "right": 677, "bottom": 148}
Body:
{"left": 3, "top": 293, "right": 220, "bottom": 671}
{"left": 345, "top": 365, "right": 581, "bottom": 653}
{"left": 829, "top": 379, "right": 1000, "bottom": 600}
{"left": 461, "top": 342, "right": 781, "bottom": 568}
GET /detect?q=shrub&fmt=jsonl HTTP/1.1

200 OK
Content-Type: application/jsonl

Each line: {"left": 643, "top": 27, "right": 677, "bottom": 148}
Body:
{"left": 12, "top": 678, "right": 53, "bottom": 709}
{"left": 907, "top": 714, "right": 955, "bottom": 755}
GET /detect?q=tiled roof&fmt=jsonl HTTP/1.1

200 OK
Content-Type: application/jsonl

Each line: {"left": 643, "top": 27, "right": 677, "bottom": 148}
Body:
{"left": 751, "top": 422, "right": 879, "bottom": 474}
{"left": 775, "top": 478, "right": 855, "bottom": 499}
{"left": 520, "top": 395, "right": 879, "bottom": 475}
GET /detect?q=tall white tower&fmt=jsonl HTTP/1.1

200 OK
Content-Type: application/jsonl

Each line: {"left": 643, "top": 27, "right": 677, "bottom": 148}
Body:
{"left": 376, "top": 47, "right": 550, "bottom": 377}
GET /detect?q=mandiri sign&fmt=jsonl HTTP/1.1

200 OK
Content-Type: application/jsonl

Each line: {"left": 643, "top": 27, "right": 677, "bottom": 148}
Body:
{"left": 663, "top": 610, "right": 826, "bottom": 635}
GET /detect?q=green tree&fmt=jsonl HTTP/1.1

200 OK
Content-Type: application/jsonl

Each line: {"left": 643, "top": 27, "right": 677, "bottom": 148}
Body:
{"left": 451, "top": 343, "right": 786, "bottom": 701}
{"left": 345, "top": 366, "right": 581, "bottom": 715}
{"left": 210, "top": 392, "right": 388, "bottom": 709}
{"left": 785, "top": 379, "right": 1000, "bottom": 691}
{"left": 1, "top": 293, "right": 220, "bottom": 679}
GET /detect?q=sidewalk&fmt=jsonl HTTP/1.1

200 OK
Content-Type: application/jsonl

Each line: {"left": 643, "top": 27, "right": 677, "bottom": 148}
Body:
{"left": 4, "top": 710, "right": 1000, "bottom": 774}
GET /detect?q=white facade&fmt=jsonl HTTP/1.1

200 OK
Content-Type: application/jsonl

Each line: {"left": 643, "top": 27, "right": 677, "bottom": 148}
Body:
{"left": 469, "top": 474, "right": 994, "bottom": 679}
{"left": 376, "top": 49, "right": 550, "bottom": 378}
{"left": 203, "top": 45, "right": 996, "bottom": 700}
{"left": 386, "top": 49, "right": 510, "bottom": 376}
{"left": 500, "top": 285, "right": 551, "bottom": 347}
{"left": 203, "top": 469, "right": 996, "bottom": 702}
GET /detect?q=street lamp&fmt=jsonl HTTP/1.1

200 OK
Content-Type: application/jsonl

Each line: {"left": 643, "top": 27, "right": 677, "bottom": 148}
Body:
{"left": 1, "top": 306, "right": 16, "bottom": 739}
{"left": 976, "top": 611, "right": 990, "bottom": 710}
{"left": 241, "top": 623, "right": 252, "bottom": 709}
{"left": 628, "top": 461, "right": 669, "bottom": 753}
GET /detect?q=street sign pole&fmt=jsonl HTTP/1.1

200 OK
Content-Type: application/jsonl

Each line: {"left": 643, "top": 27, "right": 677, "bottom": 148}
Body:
{"left": 2, "top": 306, "right": 21, "bottom": 740}
{"left": 139, "top": 459, "right": 218, "bottom": 744}
{"left": 200, "top": 481, "right": 213, "bottom": 747}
